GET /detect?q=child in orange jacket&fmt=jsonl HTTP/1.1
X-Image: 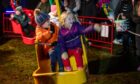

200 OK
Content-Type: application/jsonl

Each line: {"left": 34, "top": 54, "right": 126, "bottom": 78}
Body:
{"left": 34, "top": 9, "right": 64, "bottom": 72}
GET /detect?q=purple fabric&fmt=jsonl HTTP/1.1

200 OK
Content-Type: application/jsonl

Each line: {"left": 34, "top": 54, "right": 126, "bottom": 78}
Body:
{"left": 58, "top": 22, "right": 94, "bottom": 53}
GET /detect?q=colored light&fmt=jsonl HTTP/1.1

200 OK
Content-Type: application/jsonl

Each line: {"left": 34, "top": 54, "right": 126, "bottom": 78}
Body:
{"left": 6, "top": 11, "right": 15, "bottom": 13}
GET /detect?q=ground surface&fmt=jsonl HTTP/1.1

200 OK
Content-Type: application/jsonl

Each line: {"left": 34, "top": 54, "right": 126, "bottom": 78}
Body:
{"left": 0, "top": 38, "right": 140, "bottom": 84}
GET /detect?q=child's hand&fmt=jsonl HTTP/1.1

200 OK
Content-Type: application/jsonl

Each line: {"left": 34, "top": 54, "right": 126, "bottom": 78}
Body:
{"left": 10, "top": 14, "right": 14, "bottom": 20}
{"left": 93, "top": 23, "right": 102, "bottom": 32}
{"left": 11, "top": 14, "right": 14, "bottom": 18}
{"left": 88, "top": 21, "right": 101, "bottom": 32}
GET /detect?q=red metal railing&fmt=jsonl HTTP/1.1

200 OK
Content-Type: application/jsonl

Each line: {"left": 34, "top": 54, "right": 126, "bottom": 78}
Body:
{"left": 79, "top": 16, "right": 114, "bottom": 54}
{"left": 3, "top": 12, "right": 13, "bottom": 33}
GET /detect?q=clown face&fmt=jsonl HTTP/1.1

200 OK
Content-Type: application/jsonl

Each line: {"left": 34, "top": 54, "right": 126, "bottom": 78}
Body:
{"left": 64, "top": 13, "right": 75, "bottom": 29}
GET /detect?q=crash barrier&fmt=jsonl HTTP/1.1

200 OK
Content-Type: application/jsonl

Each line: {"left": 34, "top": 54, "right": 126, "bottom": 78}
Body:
{"left": 79, "top": 16, "right": 114, "bottom": 54}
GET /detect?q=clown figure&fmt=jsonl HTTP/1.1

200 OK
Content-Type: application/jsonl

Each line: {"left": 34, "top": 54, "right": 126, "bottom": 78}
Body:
{"left": 34, "top": 9, "right": 64, "bottom": 72}
{"left": 59, "top": 12, "right": 101, "bottom": 71}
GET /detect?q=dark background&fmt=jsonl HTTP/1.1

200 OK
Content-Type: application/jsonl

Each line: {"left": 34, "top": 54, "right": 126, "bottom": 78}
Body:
{"left": 0, "top": 0, "right": 4, "bottom": 37}
{"left": 1, "top": 0, "right": 40, "bottom": 10}
{"left": 0, "top": 0, "right": 40, "bottom": 37}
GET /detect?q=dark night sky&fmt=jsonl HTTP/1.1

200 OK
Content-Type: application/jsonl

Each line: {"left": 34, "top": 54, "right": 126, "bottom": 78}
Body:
{"left": 25, "top": 0, "right": 40, "bottom": 9}
{"left": 1, "top": 0, "right": 40, "bottom": 10}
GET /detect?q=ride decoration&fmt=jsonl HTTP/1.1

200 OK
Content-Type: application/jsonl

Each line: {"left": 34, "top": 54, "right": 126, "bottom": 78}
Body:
{"left": 10, "top": 6, "right": 35, "bottom": 37}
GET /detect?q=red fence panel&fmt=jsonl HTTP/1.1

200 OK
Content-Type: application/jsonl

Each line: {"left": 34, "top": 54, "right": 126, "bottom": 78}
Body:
{"left": 3, "top": 13, "right": 13, "bottom": 33}
{"left": 79, "top": 16, "right": 114, "bottom": 54}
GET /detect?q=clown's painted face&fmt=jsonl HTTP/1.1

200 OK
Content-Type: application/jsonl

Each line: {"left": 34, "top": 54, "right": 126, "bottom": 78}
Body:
{"left": 64, "top": 14, "right": 75, "bottom": 29}
{"left": 41, "top": 20, "right": 50, "bottom": 28}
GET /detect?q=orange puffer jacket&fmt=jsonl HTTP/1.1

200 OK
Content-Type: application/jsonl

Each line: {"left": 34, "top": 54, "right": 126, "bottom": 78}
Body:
{"left": 35, "top": 22, "right": 59, "bottom": 55}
